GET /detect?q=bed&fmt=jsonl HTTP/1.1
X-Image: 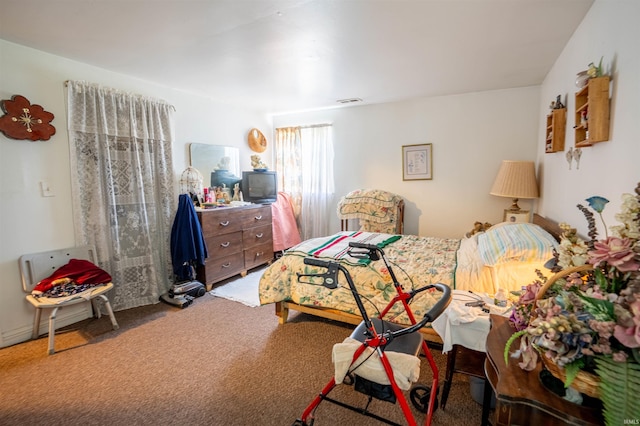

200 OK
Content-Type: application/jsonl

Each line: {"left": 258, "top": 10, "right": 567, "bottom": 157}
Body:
{"left": 258, "top": 214, "right": 562, "bottom": 342}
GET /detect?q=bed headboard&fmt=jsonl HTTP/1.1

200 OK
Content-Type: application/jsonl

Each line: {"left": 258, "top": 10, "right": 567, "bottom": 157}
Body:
{"left": 532, "top": 213, "right": 564, "bottom": 242}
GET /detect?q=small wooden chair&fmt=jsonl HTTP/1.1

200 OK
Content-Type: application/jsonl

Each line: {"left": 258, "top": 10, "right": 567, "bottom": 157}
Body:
{"left": 19, "top": 245, "right": 119, "bottom": 354}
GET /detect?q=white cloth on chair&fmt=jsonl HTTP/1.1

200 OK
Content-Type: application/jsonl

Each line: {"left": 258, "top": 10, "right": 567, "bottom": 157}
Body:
{"left": 332, "top": 337, "right": 421, "bottom": 391}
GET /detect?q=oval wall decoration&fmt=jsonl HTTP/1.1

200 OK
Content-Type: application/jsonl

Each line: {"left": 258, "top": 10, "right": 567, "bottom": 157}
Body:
{"left": 0, "top": 95, "right": 56, "bottom": 141}
{"left": 247, "top": 128, "right": 267, "bottom": 153}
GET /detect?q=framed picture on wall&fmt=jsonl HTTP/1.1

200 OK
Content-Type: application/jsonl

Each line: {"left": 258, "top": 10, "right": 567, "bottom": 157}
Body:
{"left": 402, "top": 143, "right": 432, "bottom": 180}
{"left": 504, "top": 209, "right": 530, "bottom": 223}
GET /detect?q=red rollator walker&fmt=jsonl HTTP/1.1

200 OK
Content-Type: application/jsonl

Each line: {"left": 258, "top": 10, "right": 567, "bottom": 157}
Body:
{"left": 292, "top": 242, "right": 451, "bottom": 426}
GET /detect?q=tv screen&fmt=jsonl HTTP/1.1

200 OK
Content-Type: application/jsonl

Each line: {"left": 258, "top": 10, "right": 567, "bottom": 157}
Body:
{"left": 242, "top": 171, "right": 277, "bottom": 204}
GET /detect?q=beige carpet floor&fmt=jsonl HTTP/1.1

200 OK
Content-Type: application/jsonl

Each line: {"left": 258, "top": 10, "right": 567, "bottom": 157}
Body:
{"left": 0, "top": 293, "right": 485, "bottom": 425}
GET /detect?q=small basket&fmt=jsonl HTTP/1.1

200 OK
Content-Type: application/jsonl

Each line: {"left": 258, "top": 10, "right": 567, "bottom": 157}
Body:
{"left": 534, "top": 264, "right": 601, "bottom": 399}
{"left": 534, "top": 264, "right": 594, "bottom": 302}
{"left": 538, "top": 350, "right": 600, "bottom": 398}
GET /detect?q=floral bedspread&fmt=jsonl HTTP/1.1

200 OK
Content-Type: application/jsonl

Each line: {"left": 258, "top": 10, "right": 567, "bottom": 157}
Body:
{"left": 259, "top": 233, "right": 460, "bottom": 325}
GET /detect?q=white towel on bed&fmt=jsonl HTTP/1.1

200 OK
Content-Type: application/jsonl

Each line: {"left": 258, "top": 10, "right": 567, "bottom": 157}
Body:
{"left": 332, "top": 337, "right": 421, "bottom": 391}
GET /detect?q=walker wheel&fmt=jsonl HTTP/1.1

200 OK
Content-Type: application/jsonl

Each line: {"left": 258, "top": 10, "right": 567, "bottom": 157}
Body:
{"left": 292, "top": 420, "right": 311, "bottom": 426}
{"left": 410, "top": 385, "right": 439, "bottom": 413}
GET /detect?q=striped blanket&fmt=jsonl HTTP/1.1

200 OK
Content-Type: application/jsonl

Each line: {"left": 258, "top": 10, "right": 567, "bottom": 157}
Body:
{"left": 287, "top": 231, "right": 402, "bottom": 265}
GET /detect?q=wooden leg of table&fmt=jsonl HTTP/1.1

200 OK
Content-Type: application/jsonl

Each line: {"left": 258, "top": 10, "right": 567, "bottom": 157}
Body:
{"left": 481, "top": 377, "right": 492, "bottom": 426}
{"left": 440, "top": 346, "right": 457, "bottom": 409}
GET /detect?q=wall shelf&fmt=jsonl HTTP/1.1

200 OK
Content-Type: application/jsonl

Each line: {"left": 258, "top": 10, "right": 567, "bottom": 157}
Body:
{"left": 574, "top": 76, "right": 610, "bottom": 147}
{"left": 545, "top": 107, "right": 566, "bottom": 153}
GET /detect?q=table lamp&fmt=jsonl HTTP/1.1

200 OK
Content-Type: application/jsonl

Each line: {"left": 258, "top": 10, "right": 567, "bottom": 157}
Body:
{"left": 490, "top": 160, "right": 538, "bottom": 222}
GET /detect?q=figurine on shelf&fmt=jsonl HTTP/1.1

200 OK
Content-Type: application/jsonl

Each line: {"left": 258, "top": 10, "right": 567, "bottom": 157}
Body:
{"left": 232, "top": 183, "right": 240, "bottom": 201}
{"left": 554, "top": 94, "right": 564, "bottom": 109}
{"left": 216, "top": 156, "right": 231, "bottom": 171}
{"left": 250, "top": 154, "right": 268, "bottom": 170}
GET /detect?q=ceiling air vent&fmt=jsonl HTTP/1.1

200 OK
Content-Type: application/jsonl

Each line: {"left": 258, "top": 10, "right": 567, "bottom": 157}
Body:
{"left": 336, "top": 98, "right": 362, "bottom": 104}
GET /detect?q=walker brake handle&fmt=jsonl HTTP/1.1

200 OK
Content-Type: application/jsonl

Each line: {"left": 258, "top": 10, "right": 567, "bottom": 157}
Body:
{"left": 347, "top": 242, "right": 380, "bottom": 261}
{"left": 297, "top": 258, "right": 339, "bottom": 289}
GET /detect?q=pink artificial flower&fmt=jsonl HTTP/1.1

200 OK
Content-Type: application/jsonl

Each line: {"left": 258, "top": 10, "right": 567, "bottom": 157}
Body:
{"left": 614, "top": 300, "right": 640, "bottom": 348}
{"left": 588, "top": 236, "right": 640, "bottom": 272}
{"left": 518, "top": 281, "right": 541, "bottom": 304}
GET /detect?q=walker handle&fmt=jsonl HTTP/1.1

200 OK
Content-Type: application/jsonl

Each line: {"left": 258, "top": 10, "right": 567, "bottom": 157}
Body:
{"left": 348, "top": 242, "right": 381, "bottom": 261}
{"left": 298, "top": 258, "right": 340, "bottom": 289}
{"left": 349, "top": 242, "right": 378, "bottom": 250}
{"left": 388, "top": 283, "right": 452, "bottom": 339}
{"left": 422, "top": 283, "right": 451, "bottom": 323}
{"left": 303, "top": 257, "right": 331, "bottom": 268}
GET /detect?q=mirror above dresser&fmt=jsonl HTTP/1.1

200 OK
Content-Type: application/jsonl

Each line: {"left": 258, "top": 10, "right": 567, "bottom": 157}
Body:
{"left": 189, "top": 143, "right": 240, "bottom": 187}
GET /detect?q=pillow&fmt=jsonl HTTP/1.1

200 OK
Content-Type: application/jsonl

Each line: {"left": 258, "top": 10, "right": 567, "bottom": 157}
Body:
{"left": 477, "top": 223, "right": 558, "bottom": 266}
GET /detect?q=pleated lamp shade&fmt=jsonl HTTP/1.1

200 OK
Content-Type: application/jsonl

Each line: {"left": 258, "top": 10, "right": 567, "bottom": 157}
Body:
{"left": 490, "top": 161, "right": 539, "bottom": 210}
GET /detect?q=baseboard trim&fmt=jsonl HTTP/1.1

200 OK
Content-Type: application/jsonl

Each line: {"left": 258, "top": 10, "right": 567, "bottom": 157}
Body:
{"left": 1, "top": 305, "right": 92, "bottom": 349}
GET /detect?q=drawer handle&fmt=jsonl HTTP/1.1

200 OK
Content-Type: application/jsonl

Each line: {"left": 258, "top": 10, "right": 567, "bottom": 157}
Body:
{"left": 220, "top": 242, "right": 230, "bottom": 248}
{"left": 256, "top": 233, "right": 264, "bottom": 238}
{"left": 254, "top": 215, "right": 262, "bottom": 220}
{"left": 255, "top": 251, "right": 264, "bottom": 258}
{"left": 220, "top": 220, "right": 230, "bottom": 226}
{"left": 222, "top": 262, "right": 231, "bottom": 268}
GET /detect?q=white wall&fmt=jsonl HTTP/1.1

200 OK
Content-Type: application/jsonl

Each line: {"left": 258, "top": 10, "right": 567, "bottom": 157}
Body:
{"left": 537, "top": 0, "right": 640, "bottom": 236}
{"left": 0, "top": 40, "right": 272, "bottom": 348}
{"left": 273, "top": 87, "right": 541, "bottom": 237}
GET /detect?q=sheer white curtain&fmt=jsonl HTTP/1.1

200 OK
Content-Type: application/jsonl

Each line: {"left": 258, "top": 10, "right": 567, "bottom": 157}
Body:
{"left": 275, "top": 124, "right": 334, "bottom": 240}
{"left": 66, "top": 81, "right": 176, "bottom": 310}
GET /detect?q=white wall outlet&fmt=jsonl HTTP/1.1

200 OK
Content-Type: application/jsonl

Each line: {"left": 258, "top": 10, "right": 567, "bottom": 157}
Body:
{"left": 40, "top": 180, "right": 55, "bottom": 197}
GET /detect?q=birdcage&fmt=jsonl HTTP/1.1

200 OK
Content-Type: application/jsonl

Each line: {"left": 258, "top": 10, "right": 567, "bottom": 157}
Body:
{"left": 179, "top": 166, "right": 203, "bottom": 196}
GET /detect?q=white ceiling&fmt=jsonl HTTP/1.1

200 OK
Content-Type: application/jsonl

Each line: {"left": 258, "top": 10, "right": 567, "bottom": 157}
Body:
{"left": 0, "top": 0, "right": 594, "bottom": 115}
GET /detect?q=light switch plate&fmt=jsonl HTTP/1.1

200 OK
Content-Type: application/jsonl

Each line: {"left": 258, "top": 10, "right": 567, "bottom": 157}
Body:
{"left": 40, "top": 180, "right": 55, "bottom": 197}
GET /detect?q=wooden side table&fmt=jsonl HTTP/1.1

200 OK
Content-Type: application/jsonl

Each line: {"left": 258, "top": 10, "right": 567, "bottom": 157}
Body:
{"left": 484, "top": 315, "right": 603, "bottom": 425}
{"left": 441, "top": 344, "right": 486, "bottom": 409}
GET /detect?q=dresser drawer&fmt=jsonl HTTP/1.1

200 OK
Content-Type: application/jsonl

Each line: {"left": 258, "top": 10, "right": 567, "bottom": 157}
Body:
{"left": 239, "top": 205, "right": 272, "bottom": 230}
{"left": 202, "top": 251, "right": 244, "bottom": 284}
{"left": 207, "top": 231, "right": 243, "bottom": 257}
{"left": 242, "top": 224, "right": 273, "bottom": 249}
{"left": 199, "top": 209, "right": 243, "bottom": 236}
{"left": 244, "top": 241, "right": 274, "bottom": 270}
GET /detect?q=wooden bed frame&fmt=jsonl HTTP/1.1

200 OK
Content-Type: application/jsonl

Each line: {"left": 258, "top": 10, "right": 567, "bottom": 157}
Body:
{"left": 274, "top": 213, "right": 562, "bottom": 345}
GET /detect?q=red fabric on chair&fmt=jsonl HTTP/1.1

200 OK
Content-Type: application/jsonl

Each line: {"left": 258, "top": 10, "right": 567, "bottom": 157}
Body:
{"left": 33, "top": 259, "right": 112, "bottom": 293}
{"left": 271, "top": 192, "right": 302, "bottom": 252}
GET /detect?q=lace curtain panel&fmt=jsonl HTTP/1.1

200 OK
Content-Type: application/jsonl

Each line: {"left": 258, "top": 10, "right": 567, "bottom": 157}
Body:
{"left": 66, "top": 81, "right": 176, "bottom": 311}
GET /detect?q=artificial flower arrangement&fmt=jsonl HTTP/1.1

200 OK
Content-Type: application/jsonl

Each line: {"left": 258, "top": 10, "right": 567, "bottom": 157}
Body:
{"left": 505, "top": 182, "right": 640, "bottom": 425}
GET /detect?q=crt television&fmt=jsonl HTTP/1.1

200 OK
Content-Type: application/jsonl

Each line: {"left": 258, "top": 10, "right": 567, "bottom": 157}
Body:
{"left": 242, "top": 171, "right": 278, "bottom": 204}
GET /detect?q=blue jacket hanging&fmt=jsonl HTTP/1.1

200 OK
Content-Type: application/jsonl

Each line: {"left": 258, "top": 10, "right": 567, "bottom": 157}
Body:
{"left": 170, "top": 194, "right": 208, "bottom": 281}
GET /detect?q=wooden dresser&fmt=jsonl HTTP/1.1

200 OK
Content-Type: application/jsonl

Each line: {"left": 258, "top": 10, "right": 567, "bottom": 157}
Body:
{"left": 196, "top": 204, "right": 273, "bottom": 290}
